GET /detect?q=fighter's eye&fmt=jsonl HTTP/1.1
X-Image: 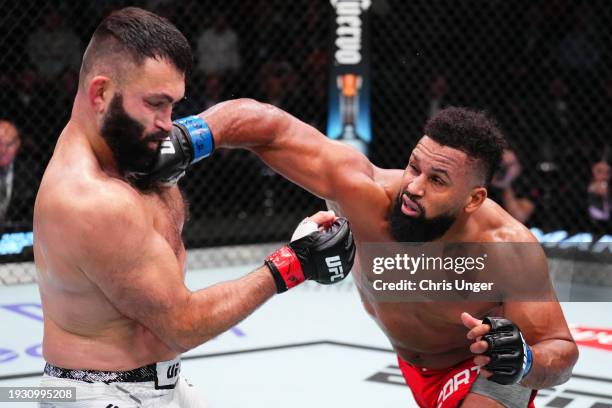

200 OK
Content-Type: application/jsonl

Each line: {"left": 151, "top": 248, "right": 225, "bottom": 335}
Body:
{"left": 146, "top": 101, "right": 165, "bottom": 108}
{"left": 431, "top": 176, "right": 445, "bottom": 185}
{"left": 409, "top": 164, "right": 418, "bottom": 172}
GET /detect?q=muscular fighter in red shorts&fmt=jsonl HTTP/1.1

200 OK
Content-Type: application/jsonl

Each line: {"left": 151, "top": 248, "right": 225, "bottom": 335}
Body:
{"left": 147, "top": 100, "right": 578, "bottom": 407}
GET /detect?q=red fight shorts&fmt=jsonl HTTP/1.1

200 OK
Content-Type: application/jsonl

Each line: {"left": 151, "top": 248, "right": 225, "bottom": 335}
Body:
{"left": 397, "top": 356, "right": 537, "bottom": 408}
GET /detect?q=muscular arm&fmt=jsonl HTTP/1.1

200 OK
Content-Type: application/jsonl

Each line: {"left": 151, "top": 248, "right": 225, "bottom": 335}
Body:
{"left": 504, "top": 244, "right": 578, "bottom": 389}
{"left": 199, "top": 98, "right": 377, "bottom": 202}
{"left": 471, "top": 243, "right": 578, "bottom": 389}
{"left": 466, "top": 300, "right": 577, "bottom": 390}
{"left": 65, "top": 191, "right": 276, "bottom": 353}
{"left": 504, "top": 301, "right": 578, "bottom": 389}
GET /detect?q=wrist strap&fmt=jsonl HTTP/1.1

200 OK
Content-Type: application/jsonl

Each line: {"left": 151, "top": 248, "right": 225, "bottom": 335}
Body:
{"left": 173, "top": 115, "right": 215, "bottom": 163}
{"left": 265, "top": 246, "right": 306, "bottom": 293}
{"left": 521, "top": 336, "right": 533, "bottom": 379}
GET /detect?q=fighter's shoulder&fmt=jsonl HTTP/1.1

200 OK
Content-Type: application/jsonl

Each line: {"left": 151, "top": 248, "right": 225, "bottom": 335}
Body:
{"left": 326, "top": 143, "right": 385, "bottom": 194}
{"left": 41, "top": 176, "right": 148, "bottom": 241}
{"left": 479, "top": 199, "right": 537, "bottom": 244}
{"left": 323, "top": 165, "right": 397, "bottom": 236}
{"left": 373, "top": 167, "right": 404, "bottom": 190}
{"left": 331, "top": 164, "right": 400, "bottom": 212}
{"left": 485, "top": 222, "right": 537, "bottom": 244}
{"left": 327, "top": 140, "right": 376, "bottom": 177}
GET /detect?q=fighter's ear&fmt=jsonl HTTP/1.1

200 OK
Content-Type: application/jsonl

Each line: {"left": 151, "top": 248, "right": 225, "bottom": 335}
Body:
{"left": 87, "top": 75, "right": 112, "bottom": 113}
{"left": 464, "top": 186, "right": 487, "bottom": 214}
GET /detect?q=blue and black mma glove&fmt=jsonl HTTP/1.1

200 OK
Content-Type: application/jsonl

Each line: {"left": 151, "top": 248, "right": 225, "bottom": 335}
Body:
{"left": 481, "top": 317, "right": 533, "bottom": 385}
{"left": 265, "top": 218, "right": 356, "bottom": 293}
{"left": 145, "top": 115, "right": 215, "bottom": 185}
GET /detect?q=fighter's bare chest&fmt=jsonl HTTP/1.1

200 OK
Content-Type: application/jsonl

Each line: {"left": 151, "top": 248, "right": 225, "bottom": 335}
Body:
{"left": 143, "top": 188, "right": 187, "bottom": 257}
{"left": 351, "top": 247, "right": 501, "bottom": 349}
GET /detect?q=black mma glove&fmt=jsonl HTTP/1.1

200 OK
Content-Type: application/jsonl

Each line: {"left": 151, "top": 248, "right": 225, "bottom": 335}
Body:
{"left": 135, "top": 115, "right": 215, "bottom": 186}
{"left": 482, "top": 316, "right": 533, "bottom": 385}
{"left": 265, "top": 217, "right": 356, "bottom": 293}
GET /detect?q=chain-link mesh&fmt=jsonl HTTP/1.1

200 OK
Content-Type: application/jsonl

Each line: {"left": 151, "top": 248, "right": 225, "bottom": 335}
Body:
{"left": 0, "top": 1, "right": 610, "bottom": 274}
{"left": 370, "top": 0, "right": 611, "bottom": 237}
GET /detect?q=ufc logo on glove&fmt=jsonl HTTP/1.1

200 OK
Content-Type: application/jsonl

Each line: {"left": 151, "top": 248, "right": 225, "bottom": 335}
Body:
{"left": 325, "top": 255, "right": 345, "bottom": 281}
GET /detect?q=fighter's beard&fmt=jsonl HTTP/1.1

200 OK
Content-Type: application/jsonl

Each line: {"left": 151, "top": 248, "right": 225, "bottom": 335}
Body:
{"left": 389, "top": 193, "right": 456, "bottom": 242}
{"left": 100, "top": 94, "right": 169, "bottom": 192}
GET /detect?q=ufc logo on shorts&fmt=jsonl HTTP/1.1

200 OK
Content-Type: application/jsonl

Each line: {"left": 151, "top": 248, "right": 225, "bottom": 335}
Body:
{"left": 436, "top": 366, "right": 480, "bottom": 408}
{"left": 160, "top": 139, "right": 176, "bottom": 154}
{"left": 167, "top": 363, "right": 180, "bottom": 379}
{"left": 325, "top": 255, "right": 344, "bottom": 281}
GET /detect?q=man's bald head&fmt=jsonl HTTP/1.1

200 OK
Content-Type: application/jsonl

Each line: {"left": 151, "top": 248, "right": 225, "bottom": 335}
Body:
{"left": 79, "top": 7, "right": 192, "bottom": 88}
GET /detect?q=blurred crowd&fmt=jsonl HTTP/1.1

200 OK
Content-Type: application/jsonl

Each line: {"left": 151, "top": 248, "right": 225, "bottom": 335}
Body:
{"left": 0, "top": 0, "right": 610, "bottom": 240}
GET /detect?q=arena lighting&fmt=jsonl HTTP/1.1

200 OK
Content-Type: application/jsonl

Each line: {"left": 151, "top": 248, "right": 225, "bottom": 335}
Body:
{"left": 0, "top": 232, "right": 33, "bottom": 256}
{"left": 530, "top": 228, "right": 612, "bottom": 254}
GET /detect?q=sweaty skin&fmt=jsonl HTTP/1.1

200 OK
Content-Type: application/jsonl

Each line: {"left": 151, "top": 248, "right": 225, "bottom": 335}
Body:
{"left": 199, "top": 98, "right": 578, "bottom": 393}
{"left": 33, "top": 60, "right": 288, "bottom": 371}
{"left": 35, "top": 130, "right": 189, "bottom": 369}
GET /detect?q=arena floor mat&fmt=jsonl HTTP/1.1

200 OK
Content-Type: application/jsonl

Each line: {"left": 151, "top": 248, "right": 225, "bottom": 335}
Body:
{"left": 1, "top": 266, "right": 611, "bottom": 407}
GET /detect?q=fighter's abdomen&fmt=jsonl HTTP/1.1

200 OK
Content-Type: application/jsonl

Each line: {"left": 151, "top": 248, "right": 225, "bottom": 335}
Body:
{"left": 357, "top": 280, "right": 502, "bottom": 368}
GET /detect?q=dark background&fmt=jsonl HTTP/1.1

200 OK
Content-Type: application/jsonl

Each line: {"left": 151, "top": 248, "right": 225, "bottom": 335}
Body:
{"left": 0, "top": 0, "right": 610, "bottom": 251}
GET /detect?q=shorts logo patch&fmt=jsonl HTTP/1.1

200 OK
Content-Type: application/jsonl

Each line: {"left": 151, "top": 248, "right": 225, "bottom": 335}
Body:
{"left": 155, "top": 358, "right": 181, "bottom": 389}
{"left": 436, "top": 366, "right": 480, "bottom": 407}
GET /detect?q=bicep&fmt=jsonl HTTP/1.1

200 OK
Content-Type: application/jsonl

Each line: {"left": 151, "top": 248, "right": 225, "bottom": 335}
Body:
{"left": 254, "top": 112, "right": 375, "bottom": 202}
{"left": 496, "top": 244, "right": 572, "bottom": 343}
{"left": 203, "top": 98, "right": 382, "bottom": 205}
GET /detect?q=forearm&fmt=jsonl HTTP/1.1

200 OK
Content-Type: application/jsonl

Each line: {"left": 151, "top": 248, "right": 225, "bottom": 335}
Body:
{"left": 200, "top": 98, "right": 288, "bottom": 149}
{"left": 170, "top": 264, "right": 276, "bottom": 352}
{"left": 520, "top": 338, "right": 578, "bottom": 389}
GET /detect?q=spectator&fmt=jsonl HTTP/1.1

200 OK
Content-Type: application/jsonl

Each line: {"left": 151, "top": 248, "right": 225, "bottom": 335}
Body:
{"left": 26, "top": 10, "right": 82, "bottom": 82}
{"left": 489, "top": 149, "right": 535, "bottom": 224}
{"left": 0, "top": 120, "right": 39, "bottom": 227}
{"left": 195, "top": 14, "right": 241, "bottom": 75}
{"left": 587, "top": 160, "right": 610, "bottom": 231}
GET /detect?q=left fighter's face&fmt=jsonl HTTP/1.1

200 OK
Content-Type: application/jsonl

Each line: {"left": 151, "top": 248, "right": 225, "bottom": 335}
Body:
{"left": 119, "top": 58, "right": 185, "bottom": 143}
{"left": 101, "top": 58, "right": 185, "bottom": 187}
{"left": 389, "top": 136, "right": 476, "bottom": 242}
{"left": 100, "top": 93, "right": 162, "bottom": 180}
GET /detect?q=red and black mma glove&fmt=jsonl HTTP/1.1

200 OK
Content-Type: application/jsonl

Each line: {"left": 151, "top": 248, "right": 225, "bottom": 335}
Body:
{"left": 481, "top": 317, "right": 533, "bottom": 385}
{"left": 265, "top": 218, "right": 356, "bottom": 293}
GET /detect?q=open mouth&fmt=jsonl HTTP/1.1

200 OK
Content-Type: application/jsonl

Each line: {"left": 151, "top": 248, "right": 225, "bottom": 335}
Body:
{"left": 401, "top": 194, "right": 421, "bottom": 217}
